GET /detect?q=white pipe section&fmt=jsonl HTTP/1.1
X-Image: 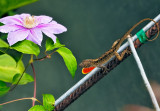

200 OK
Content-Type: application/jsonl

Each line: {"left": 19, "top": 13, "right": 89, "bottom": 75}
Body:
{"left": 128, "top": 37, "right": 160, "bottom": 111}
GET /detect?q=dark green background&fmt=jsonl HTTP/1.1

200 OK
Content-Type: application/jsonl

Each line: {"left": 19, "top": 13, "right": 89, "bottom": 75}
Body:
{"left": 1, "top": 0, "right": 160, "bottom": 111}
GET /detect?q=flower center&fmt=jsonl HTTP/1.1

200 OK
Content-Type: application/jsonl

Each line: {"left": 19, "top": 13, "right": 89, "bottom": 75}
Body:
{"left": 24, "top": 16, "right": 37, "bottom": 28}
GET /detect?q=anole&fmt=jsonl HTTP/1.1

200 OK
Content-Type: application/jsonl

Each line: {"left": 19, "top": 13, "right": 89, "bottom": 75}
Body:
{"left": 79, "top": 18, "right": 159, "bottom": 74}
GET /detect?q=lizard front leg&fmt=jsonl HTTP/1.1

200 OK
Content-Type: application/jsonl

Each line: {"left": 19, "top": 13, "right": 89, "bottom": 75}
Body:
{"left": 111, "top": 39, "right": 120, "bottom": 48}
{"left": 97, "top": 65, "right": 110, "bottom": 73}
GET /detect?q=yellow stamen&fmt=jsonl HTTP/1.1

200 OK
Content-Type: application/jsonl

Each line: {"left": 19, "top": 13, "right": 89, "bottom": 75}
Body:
{"left": 24, "top": 16, "right": 37, "bottom": 28}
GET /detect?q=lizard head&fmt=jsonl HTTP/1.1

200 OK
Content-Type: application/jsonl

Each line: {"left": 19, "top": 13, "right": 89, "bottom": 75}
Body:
{"left": 79, "top": 59, "right": 94, "bottom": 68}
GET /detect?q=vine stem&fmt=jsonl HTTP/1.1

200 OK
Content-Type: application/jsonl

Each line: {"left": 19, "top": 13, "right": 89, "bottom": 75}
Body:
{"left": 33, "top": 50, "right": 57, "bottom": 62}
{"left": 31, "top": 63, "right": 36, "bottom": 106}
{"left": 0, "top": 97, "right": 42, "bottom": 106}
{"left": 34, "top": 55, "right": 51, "bottom": 61}
{"left": 9, "top": 62, "right": 30, "bottom": 91}
{"left": 0, "top": 97, "right": 34, "bottom": 106}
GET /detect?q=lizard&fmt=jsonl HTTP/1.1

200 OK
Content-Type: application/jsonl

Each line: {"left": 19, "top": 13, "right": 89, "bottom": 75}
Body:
{"left": 79, "top": 18, "right": 159, "bottom": 74}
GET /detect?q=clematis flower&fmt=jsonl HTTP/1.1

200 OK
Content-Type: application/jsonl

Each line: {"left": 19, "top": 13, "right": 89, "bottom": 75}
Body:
{"left": 0, "top": 13, "right": 67, "bottom": 46}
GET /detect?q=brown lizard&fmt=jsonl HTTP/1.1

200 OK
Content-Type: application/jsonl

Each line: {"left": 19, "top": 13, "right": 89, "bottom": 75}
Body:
{"left": 79, "top": 18, "right": 159, "bottom": 73}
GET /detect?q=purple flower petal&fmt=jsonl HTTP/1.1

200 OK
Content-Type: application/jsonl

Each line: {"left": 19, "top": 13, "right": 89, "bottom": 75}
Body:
{"left": 0, "top": 24, "right": 24, "bottom": 33}
{"left": 38, "top": 21, "right": 67, "bottom": 34}
{"left": 35, "top": 15, "right": 52, "bottom": 24}
{"left": 42, "top": 29, "right": 57, "bottom": 43}
{"left": 26, "top": 33, "right": 38, "bottom": 45}
{"left": 0, "top": 13, "right": 67, "bottom": 46}
{"left": 7, "top": 29, "right": 30, "bottom": 46}
{"left": 0, "top": 15, "right": 23, "bottom": 25}
{"left": 26, "top": 28, "right": 43, "bottom": 46}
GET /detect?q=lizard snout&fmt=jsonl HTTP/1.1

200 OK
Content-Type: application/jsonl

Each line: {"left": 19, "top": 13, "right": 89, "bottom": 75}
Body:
{"left": 79, "top": 59, "right": 93, "bottom": 68}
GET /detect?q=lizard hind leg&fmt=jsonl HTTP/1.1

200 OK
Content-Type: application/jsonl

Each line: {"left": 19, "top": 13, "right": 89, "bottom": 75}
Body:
{"left": 113, "top": 34, "right": 132, "bottom": 61}
{"left": 114, "top": 47, "right": 131, "bottom": 61}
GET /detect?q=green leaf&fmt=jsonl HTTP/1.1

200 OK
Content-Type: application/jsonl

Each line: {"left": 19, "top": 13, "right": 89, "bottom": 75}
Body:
{"left": 0, "top": 34, "right": 7, "bottom": 40}
{"left": 7, "top": 10, "right": 16, "bottom": 16}
{"left": 0, "top": 105, "right": 2, "bottom": 109}
{"left": 0, "top": 39, "right": 9, "bottom": 48}
{"left": 0, "top": 54, "right": 27, "bottom": 83}
{"left": 28, "top": 105, "right": 46, "bottom": 111}
{"left": 12, "top": 73, "right": 33, "bottom": 85}
{"left": 0, "top": 22, "right": 3, "bottom": 26}
{"left": 56, "top": 47, "right": 77, "bottom": 78}
{"left": 0, "top": 81, "right": 10, "bottom": 96}
{"left": 0, "top": 48, "right": 23, "bottom": 63}
{"left": 43, "top": 94, "right": 55, "bottom": 111}
{"left": 0, "top": 0, "right": 38, "bottom": 17}
{"left": 45, "top": 38, "right": 65, "bottom": 51}
{"left": 0, "top": 51, "right": 3, "bottom": 56}
{"left": 11, "top": 40, "right": 40, "bottom": 56}
{"left": 6, "top": 49, "right": 23, "bottom": 63}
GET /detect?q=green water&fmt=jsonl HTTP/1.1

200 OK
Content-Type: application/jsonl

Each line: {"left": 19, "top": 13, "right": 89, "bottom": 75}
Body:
{"left": 1, "top": 0, "right": 160, "bottom": 111}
